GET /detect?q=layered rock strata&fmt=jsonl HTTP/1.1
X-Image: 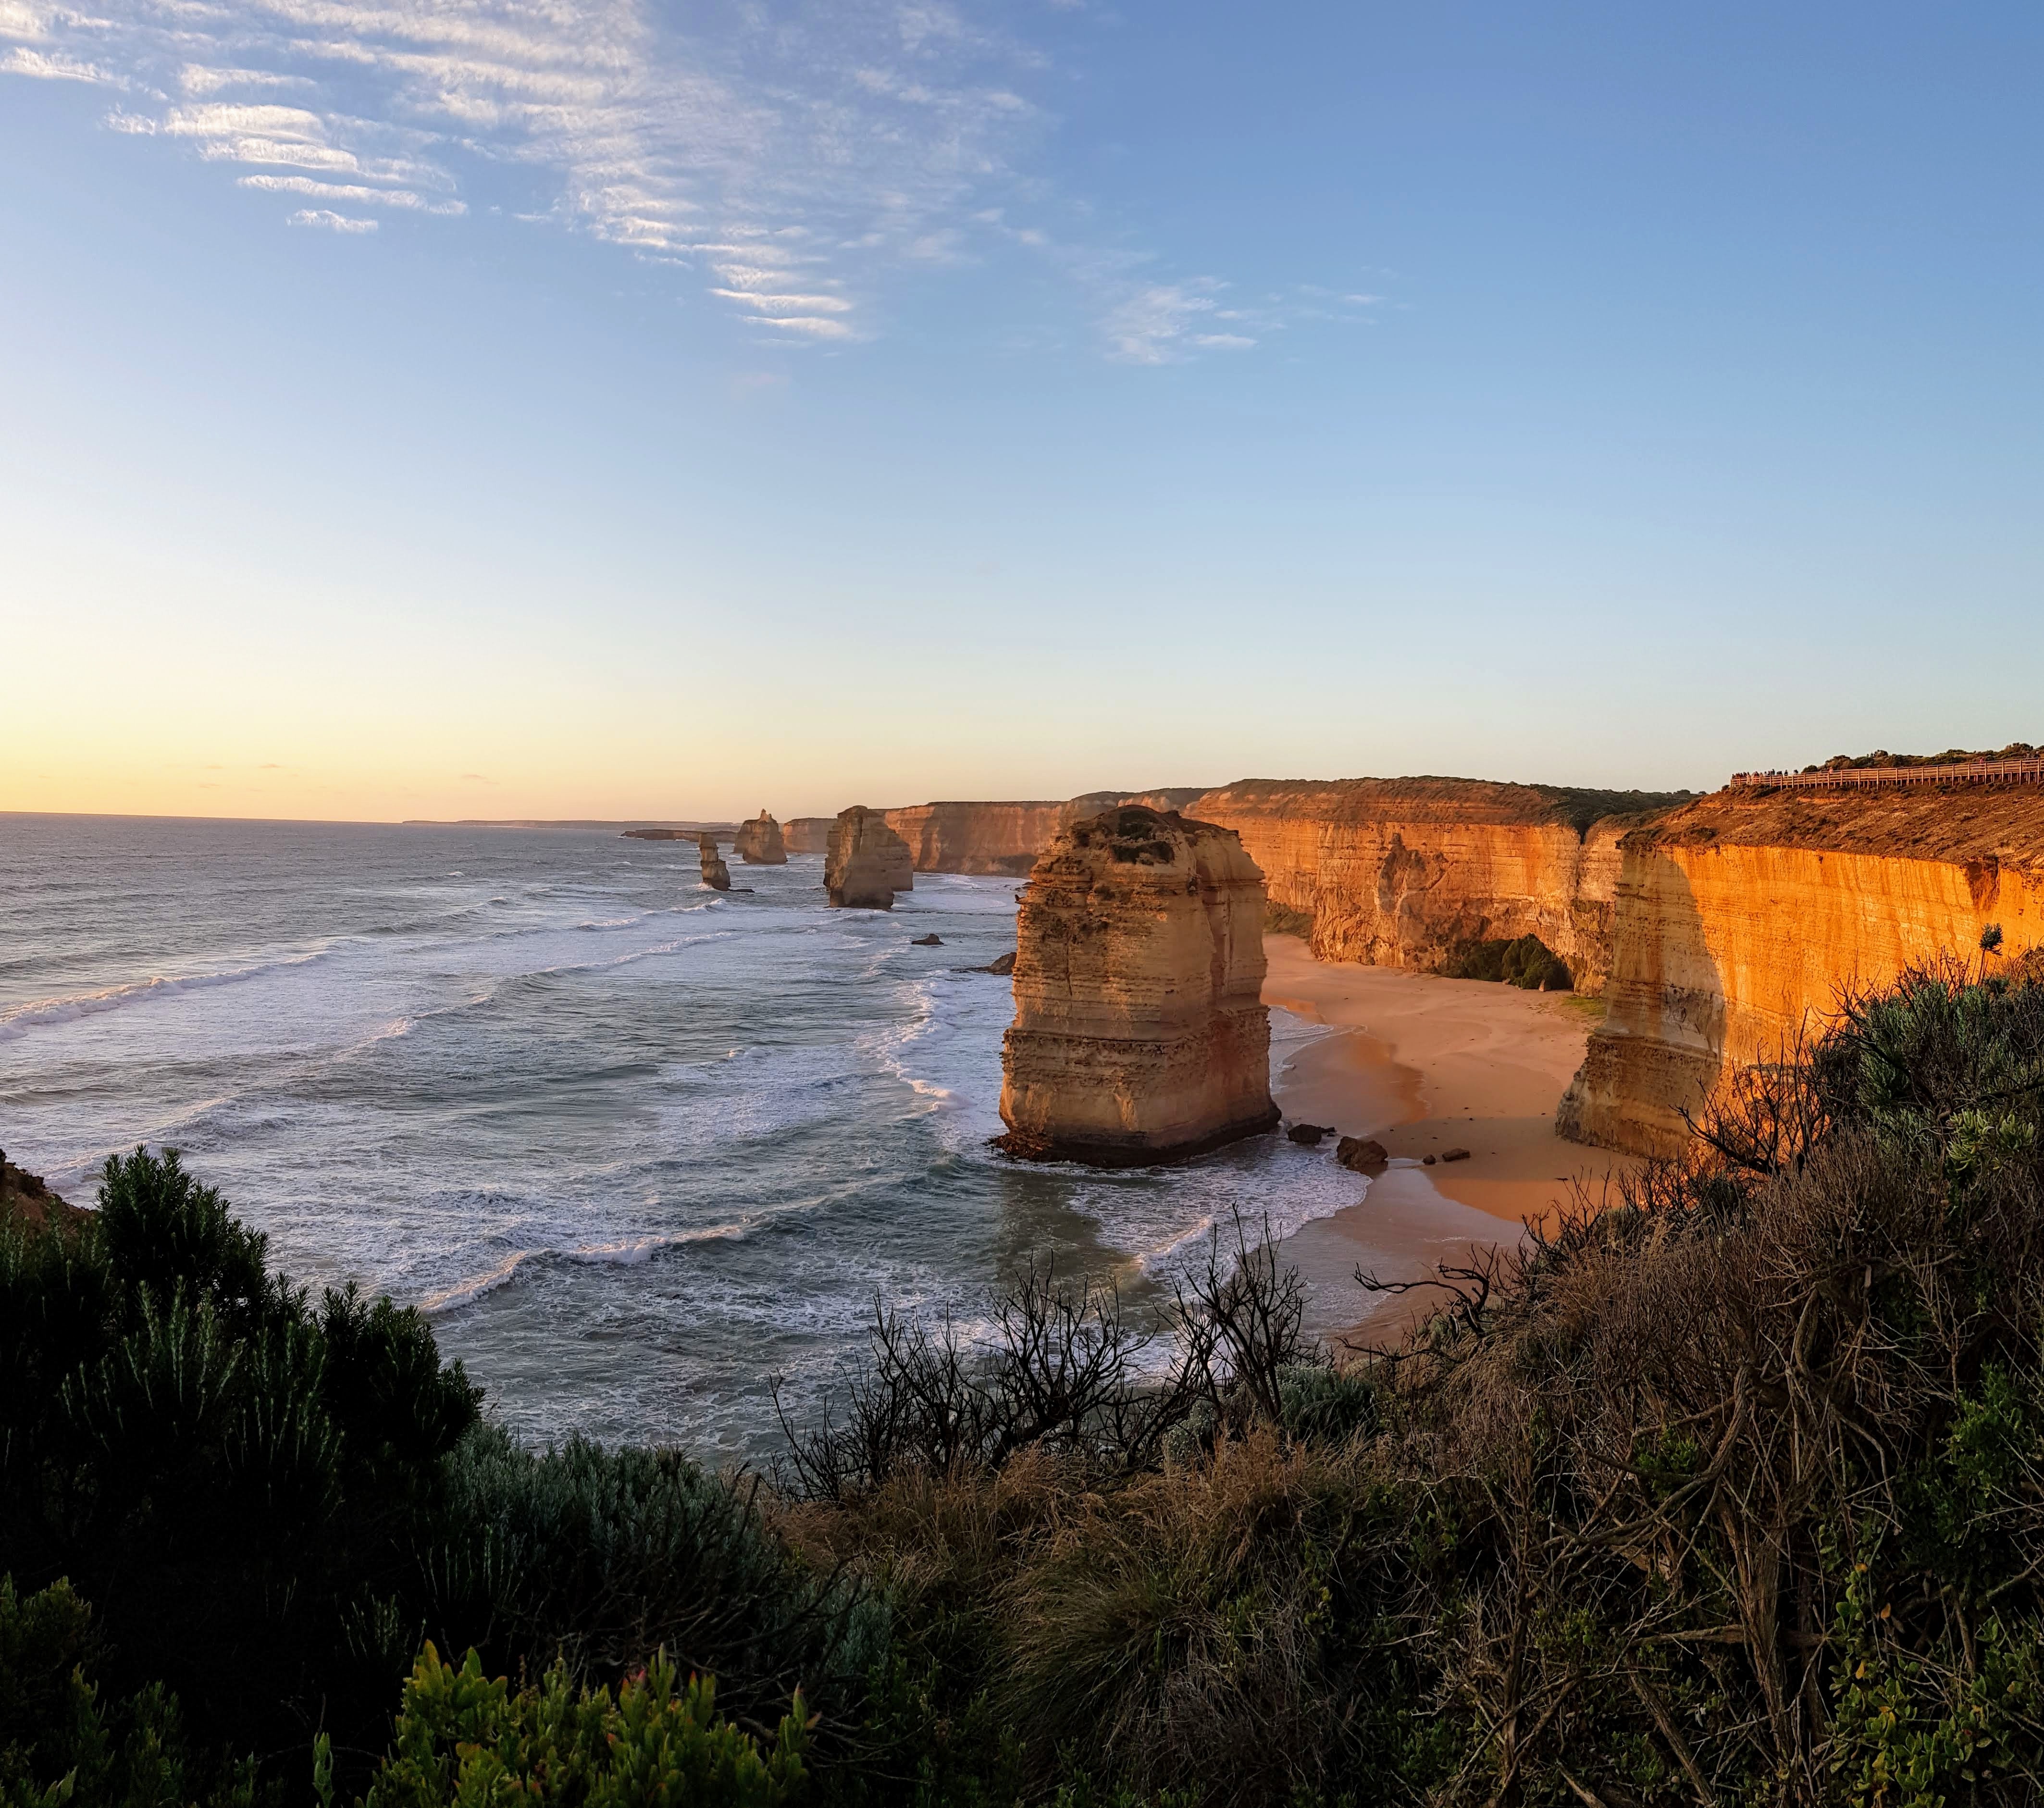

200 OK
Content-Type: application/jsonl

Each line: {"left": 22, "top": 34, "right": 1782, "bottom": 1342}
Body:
{"left": 698, "top": 834, "right": 732, "bottom": 891}
{"left": 1560, "top": 784, "right": 2044, "bottom": 1156}
{"left": 878, "top": 791, "right": 1211, "bottom": 876}
{"left": 1186, "top": 779, "right": 1688, "bottom": 992}
{"left": 782, "top": 818, "right": 833, "bottom": 855}
{"left": 825, "top": 808, "right": 915, "bottom": 909}
{"left": 734, "top": 811, "right": 787, "bottom": 864}
{"left": 997, "top": 805, "right": 1278, "bottom": 1165}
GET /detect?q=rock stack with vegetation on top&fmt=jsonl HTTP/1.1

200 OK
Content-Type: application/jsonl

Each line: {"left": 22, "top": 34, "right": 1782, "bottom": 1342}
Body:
{"left": 996, "top": 805, "right": 1279, "bottom": 1164}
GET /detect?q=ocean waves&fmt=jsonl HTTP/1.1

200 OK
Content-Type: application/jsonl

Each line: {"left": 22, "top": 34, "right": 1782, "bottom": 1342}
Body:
{"left": 0, "top": 817, "right": 1351, "bottom": 1459}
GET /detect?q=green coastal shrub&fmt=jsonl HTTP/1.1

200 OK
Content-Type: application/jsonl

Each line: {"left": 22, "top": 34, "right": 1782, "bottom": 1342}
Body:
{"left": 1262, "top": 902, "right": 1314, "bottom": 939}
{"left": 346, "top": 1644, "right": 808, "bottom": 1808}
{"left": 0, "top": 1149, "right": 483, "bottom": 1788}
{"left": 1442, "top": 932, "right": 1571, "bottom": 990}
{"left": 0, "top": 1574, "right": 254, "bottom": 1808}
{"left": 417, "top": 1425, "right": 887, "bottom": 1745}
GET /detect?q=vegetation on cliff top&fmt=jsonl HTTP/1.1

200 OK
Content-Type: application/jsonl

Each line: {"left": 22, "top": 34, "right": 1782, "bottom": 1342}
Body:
{"left": 10, "top": 954, "right": 2044, "bottom": 1804}
{"left": 1812, "top": 742, "right": 2040, "bottom": 771}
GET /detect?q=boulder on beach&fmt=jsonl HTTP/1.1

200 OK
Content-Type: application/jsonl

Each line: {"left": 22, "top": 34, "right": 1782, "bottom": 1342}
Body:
{"left": 1336, "top": 1136, "right": 1388, "bottom": 1171}
{"left": 1441, "top": 1146, "right": 1471, "bottom": 1163}
{"left": 1287, "top": 1123, "right": 1336, "bottom": 1146}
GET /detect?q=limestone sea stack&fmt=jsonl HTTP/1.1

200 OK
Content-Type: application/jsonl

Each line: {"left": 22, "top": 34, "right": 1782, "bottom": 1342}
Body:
{"left": 734, "top": 811, "right": 788, "bottom": 865}
{"left": 825, "top": 807, "right": 914, "bottom": 909}
{"left": 997, "top": 805, "right": 1279, "bottom": 1165}
{"left": 698, "top": 834, "right": 732, "bottom": 891}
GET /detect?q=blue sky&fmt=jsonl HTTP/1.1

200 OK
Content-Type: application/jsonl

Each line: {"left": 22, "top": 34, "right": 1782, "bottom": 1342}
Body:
{"left": 4, "top": 1, "right": 2040, "bottom": 819}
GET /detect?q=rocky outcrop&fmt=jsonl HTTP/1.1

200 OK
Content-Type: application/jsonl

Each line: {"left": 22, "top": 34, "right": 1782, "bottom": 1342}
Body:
{"left": 1560, "top": 784, "right": 2044, "bottom": 1156}
{"left": 698, "top": 834, "right": 732, "bottom": 891}
{"left": 734, "top": 812, "right": 787, "bottom": 865}
{"left": 997, "top": 805, "right": 1278, "bottom": 1165}
{"left": 783, "top": 818, "right": 833, "bottom": 855}
{"left": 0, "top": 1150, "right": 80, "bottom": 1236}
{"left": 1186, "top": 779, "right": 1689, "bottom": 993}
{"left": 825, "top": 808, "right": 915, "bottom": 909}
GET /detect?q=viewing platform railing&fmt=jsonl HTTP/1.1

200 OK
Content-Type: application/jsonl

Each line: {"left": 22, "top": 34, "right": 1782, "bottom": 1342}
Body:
{"left": 1730, "top": 757, "right": 2044, "bottom": 793}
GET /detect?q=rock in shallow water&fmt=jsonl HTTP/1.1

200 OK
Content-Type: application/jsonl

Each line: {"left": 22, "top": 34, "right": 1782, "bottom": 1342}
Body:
{"left": 1335, "top": 1135, "right": 1388, "bottom": 1171}
{"left": 996, "top": 805, "right": 1279, "bottom": 1166}
{"left": 697, "top": 834, "right": 732, "bottom": 891}
{"left": 733, "top": 811, "right": 787, "bottom": 865}
{"left": 825, "top": 807, "right": 914, "bottom": 909}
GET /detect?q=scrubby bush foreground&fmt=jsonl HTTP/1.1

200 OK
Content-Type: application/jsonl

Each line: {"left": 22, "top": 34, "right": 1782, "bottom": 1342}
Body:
{"left": 8, "top": 957, "right": 2044, "bottom": 1805}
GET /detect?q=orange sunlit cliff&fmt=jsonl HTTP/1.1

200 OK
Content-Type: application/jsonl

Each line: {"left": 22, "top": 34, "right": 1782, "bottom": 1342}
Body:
{"left": 1558, "top": 782, "right": 2044, "bottom": 1155}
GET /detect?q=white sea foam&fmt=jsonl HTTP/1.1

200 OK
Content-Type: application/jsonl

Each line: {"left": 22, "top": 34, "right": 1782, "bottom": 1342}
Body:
{"left": 0, "top": 950, "right": 330, "bottom": 1043}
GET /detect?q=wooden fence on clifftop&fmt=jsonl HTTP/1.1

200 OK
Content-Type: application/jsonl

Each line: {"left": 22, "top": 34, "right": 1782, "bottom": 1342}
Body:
{"left": 1729, "top": 757, "right": 2044, "bottom": 793}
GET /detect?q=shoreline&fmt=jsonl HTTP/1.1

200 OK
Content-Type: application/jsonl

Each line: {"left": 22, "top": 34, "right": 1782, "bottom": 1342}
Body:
{"left": 1262, "top": 935, "right": 1643, "bottom": 1353}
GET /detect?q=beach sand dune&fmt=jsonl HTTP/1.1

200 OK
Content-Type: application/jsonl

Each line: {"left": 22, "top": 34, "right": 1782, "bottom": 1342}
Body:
{"left": 1262, "top": 934, "right": 1642, "bottom": 1353}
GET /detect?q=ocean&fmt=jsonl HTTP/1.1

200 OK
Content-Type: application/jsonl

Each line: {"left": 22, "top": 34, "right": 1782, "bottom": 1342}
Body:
{"left": 0, "top": 814, "right": 1359, "bottom": 1460}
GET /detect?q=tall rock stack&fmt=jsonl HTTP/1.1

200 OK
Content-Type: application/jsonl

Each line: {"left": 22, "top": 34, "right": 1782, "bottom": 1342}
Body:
{"left": 997, "top": 805, "right": 1279, "bottom": 1165}
{"left": 825, "top": 807, "right": 915, "bottom": 909}
{"left": 698, "top": 834, "right": 732, "bottom": 891}
{"left": 734, "top": 811, "right": 788, "bottom": 865}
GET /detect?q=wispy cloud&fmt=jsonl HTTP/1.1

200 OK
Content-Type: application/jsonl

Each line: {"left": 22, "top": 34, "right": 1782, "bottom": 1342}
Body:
{"left": 3, "top": 44, "right": 123, "bottom": 84}
{"left": 287, "top": 207, "right": 377, "bottom": 233}
{"left": 1, "top": 0, "right": 1370, "bottom": 359}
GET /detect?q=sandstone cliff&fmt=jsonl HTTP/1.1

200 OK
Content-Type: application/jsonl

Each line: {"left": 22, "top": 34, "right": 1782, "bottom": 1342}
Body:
{"left": 825, "top": 807, "right": 915, "bottom": 909}
{"left": 734, "top": 811, "right": 787, "bottom": 865}
{"left": 1186, "top": 779, "right": 1687, "bottom": 991}
{"left": 1559, "top": 784, "right": 2044, "bottom": 1156}
{"left": 881, "top": 801, "right": 1080, "bottom": 876}
{"left": 698, "top": 834, "right": 732, "bottom": 891}
{"left": 783, "top": 817, "right": 833, "bottom": 855}
{"left": 998, "top": 805, "right": 1278, "bottom": 1165}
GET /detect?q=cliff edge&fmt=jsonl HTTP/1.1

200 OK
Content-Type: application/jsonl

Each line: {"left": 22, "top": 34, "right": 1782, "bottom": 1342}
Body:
{"left": 1188, "top": 777, "right": 1688, "bottom": 991}
{"left": 1559, "top": 783, "right": 2044, "bottom": 1156}
{"left": 997, "top": 805, "right": 1278, "bottom": 1165}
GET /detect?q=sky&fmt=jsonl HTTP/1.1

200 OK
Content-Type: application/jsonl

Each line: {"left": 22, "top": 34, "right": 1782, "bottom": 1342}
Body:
{"left": 3, "top": 0, "right": 2040, "bottom": 822}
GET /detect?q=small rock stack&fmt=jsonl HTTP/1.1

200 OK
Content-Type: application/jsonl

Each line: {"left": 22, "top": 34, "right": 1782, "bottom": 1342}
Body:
{"left": 733, "top": 811, "right": 788, "bottom": 865}
{"left": 698, "top": 834, "right": 732, "bottom": 891}
{"left": 825, "top": 807, "right": 915, "bottom": 909}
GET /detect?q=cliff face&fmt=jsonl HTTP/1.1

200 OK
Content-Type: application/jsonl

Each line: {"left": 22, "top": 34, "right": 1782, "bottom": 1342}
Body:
{"left": 881, "top": 802, "right": 1076, "bottom": 877}
{"left": 1187, "top": 779, "right": 1687, "bottom": 991}
{"left": 998, "top": 805, "right": 1278, "bottom": 1165}
{"left": 734, "top": 812, "right": 787, "bottom": 865}
{"left": 1560, "top": 786, "right": 2044, "bottom": 1156}
{"left": 783, "top": 817, "right": 833, "bottom": 855}
{"left": 825, "top": 808, "right": 915, "bottom": 909}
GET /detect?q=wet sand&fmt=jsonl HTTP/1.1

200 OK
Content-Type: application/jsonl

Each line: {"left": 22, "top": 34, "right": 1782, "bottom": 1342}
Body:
{"left": 1262, "top": 934, "right": 1642, "bottom": 1353}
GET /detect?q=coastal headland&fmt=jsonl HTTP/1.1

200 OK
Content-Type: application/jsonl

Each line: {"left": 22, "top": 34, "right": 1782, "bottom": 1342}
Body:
{"left": 819, "top": 762, "right": 2044, "bottom": 1161}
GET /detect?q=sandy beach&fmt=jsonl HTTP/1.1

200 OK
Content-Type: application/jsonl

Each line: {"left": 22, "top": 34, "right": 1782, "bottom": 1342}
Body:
{"left": 1262, "top": 934, "right": 1643, "bottom": 1351}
